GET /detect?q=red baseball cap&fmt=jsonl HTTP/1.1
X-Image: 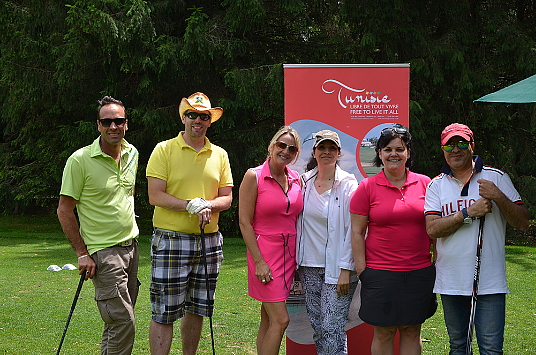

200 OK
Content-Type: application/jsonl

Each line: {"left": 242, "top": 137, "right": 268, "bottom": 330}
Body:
{"left": 441, "top": 123, "right": 474, "bottom": 145}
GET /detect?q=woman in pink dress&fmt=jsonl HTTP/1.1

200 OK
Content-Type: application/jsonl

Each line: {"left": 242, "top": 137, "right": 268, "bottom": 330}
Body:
{"left": 239, "top": 126, "right": 303, "bottom": 355}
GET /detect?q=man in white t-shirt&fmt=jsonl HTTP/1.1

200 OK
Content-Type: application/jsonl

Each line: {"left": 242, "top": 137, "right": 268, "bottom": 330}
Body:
{"left": 424, "top": 123, "right": 530, "bottom": 355}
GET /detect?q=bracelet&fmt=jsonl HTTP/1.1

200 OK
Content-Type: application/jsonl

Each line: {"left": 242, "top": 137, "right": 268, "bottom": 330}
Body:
{"left": 78, "top": 254, "right": 90, "bottom": 260}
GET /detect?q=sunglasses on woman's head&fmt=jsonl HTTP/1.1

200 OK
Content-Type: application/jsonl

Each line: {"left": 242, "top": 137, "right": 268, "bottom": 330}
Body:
{"left": 381, "top": 127, "right": 407, "bottom": 136}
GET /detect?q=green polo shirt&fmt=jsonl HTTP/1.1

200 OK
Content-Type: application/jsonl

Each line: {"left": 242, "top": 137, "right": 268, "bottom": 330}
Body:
{"left": 60, "top": 137, "right": 139, "bottom": 254}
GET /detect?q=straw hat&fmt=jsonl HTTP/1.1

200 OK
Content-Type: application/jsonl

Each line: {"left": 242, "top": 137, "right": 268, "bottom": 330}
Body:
{"left": 178, "top": 92, "right": 224, "bottom": 123}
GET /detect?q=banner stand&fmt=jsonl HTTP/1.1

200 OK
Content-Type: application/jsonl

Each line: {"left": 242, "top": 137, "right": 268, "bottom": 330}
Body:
{"left": 284, "top": 64, "right": 409, "bottom": 355}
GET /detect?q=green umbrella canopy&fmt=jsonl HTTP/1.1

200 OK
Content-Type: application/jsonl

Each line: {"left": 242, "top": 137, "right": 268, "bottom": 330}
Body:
{"left": 474, "top": 74, "right": 536, "bottom": 104}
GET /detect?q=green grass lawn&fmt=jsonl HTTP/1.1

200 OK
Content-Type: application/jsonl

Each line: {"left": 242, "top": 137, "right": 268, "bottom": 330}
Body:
{"left": 0, "top": 215, "right": 534, "bottom": 354}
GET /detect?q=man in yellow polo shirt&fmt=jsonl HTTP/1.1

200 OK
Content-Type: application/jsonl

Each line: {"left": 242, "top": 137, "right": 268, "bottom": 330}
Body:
{"left": 147, "top": 92, "right": 233, "bottom": 355}
{"left": 57, "top": 96, "right": 139, "bottom": 355}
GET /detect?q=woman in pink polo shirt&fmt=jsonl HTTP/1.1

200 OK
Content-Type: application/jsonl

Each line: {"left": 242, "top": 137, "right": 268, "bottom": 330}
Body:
{"left": 239, "top": 126, "right": 303, "bottom": 355}
{"left": 350, "top": 126, "right": 436, "bottom": 355}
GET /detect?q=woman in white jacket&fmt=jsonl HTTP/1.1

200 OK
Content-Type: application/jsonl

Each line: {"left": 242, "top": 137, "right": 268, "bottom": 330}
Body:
{"left": 296, "top": 130, "right": 359, "bottom": 355}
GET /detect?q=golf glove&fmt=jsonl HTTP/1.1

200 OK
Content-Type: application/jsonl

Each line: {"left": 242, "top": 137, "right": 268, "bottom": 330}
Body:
{"left": 186, "top": 198, "right": 212, "bottom": 214}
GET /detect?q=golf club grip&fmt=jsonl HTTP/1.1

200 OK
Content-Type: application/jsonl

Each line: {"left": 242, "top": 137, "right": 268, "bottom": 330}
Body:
{"left": 73, "top": 271, "right": 86, "bottom": 300}
{"left": 199, "top": 228, "right": 212, "bottom": 305}
{"left": 473, "top": 216, "right": 486, "bottom": 286}
{"left": 56, "top": 271, "right": 86, "bottom": 355}
{"left": 199, "top": 228, "right": 212, "bottom": 301}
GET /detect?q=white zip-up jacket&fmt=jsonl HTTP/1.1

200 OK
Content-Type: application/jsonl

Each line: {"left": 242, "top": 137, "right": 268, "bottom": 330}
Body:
{"left": 296, "top": 165, "right": 359, "bottom": 284}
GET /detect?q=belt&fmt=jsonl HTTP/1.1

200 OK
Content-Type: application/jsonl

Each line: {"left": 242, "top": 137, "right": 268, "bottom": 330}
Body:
{"left": 154, "top": 228, "right": 217, "bottom": 238}
{"left": 114, "top": 239, "right": 134, "bottom": 247}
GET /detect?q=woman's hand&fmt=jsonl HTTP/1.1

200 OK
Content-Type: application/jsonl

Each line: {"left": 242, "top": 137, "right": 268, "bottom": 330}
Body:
{"left": 255, "top": 260, "right": 273, "bottom": 284}
{"left": 336, "top": 269, "right": 351, "bottom": 296}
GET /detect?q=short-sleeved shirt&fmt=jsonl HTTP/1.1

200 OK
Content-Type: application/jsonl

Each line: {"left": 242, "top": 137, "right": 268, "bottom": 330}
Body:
{"left": 350, "top": 170, "right": 432, "bottom": 271}
{"left": 146, "top": 132, "right": 233, "bottom": 234}
{"left": 424, "top": 155, "right": 523, "bottom": 295}
{"left": 60, "top": 137, "right": 139, "bottom": 254}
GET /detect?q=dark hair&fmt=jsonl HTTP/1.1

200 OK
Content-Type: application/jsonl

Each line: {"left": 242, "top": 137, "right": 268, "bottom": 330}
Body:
{"left": 97, "top": 96, "right": 125, "bottom": 117}
{"left": 304, "top": 144, "right": 341, "bottom": 172}
{"left": 372, "top": 125, "right": 414, "bottom": 168}
{"left": 305, "top": 154, "right": 318, "bottom": 171}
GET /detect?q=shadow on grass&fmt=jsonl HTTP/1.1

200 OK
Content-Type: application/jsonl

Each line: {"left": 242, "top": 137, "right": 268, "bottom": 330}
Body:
{"left": 505, "top": 245, "right": 536, "bottom": 270}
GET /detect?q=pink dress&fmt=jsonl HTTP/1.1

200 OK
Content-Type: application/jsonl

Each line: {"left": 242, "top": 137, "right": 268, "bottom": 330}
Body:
{"left": 248, "top": 160, "right": 303, "bottom": 302}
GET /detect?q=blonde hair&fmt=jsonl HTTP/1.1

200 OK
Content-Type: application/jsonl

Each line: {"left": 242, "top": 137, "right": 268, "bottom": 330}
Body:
{"left": 266, "top": 125, "right": 301, "bottom": 164}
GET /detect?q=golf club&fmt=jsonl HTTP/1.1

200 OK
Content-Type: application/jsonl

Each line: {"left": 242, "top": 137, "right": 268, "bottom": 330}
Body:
{"left": 200, "top": 227, "right": 216, "bottom": 355}
{"left": 466, "top": 216, "right": 486, "bottom": 355}
{"left": 56, "top": 270, "right": 86, "bottom": 355}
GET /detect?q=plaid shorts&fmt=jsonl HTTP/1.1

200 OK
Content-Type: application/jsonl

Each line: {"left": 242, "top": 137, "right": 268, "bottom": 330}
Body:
{"left": 150, "top": 228, "right": 224, "bottom": 323}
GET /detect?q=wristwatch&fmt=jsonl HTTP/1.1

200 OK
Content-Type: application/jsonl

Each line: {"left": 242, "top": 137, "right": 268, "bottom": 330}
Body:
{"left": 461, "top": 208, "right": 473, "bottom": 225}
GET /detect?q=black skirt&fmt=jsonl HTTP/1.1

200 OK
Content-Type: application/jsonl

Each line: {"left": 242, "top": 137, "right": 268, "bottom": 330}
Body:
{"left": 358, "top": 264, "right": 437, "bottom": 327}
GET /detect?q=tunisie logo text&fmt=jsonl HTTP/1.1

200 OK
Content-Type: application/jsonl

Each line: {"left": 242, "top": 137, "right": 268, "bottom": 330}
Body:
{"left": 321, "top": 79, "right": 391, "bottom": 109}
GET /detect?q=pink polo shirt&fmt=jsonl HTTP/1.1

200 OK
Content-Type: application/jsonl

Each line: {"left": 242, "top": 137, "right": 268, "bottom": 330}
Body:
{"left": 350, "top": 170, "right": 432, "bottom": 271}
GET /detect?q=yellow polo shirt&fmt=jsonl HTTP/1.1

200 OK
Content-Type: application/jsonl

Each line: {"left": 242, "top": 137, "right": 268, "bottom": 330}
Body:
{"left": 60, "top": 137, "right": 139, "bottom": 254}
{"left": 146, "top": 132, "right": 233, "bottom": 234}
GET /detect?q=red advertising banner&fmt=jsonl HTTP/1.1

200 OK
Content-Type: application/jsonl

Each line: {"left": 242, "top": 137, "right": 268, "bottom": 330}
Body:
{"left": 284, "top": 64, "right": 409, "bottom": 355}
{"left": 284, "top": 64, "right": 410, "bottom": 180}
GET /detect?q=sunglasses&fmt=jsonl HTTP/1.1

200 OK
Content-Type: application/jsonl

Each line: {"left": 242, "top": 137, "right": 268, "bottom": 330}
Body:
{"left": 381, "top": 127, "right": 407, "bottom": 135}
{"left": 185, "top": 112, "right": 211, "bottom": 121}
{"left": 98, "top": 118, "right": 126, "bottom": 127}
{"left": 442, "top": 140, "right": 471, "bottom": 152}
{"left": 275, "top": 141, "right": 299, "bottom": 153}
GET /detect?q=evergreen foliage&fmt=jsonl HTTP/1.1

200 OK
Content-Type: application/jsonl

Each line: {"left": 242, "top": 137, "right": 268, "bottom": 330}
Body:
{"left": 1, "top": 0, "right": 534, "bottom": 229}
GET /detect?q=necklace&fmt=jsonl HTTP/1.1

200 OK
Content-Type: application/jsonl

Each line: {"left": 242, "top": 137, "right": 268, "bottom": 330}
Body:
{"left": 315, "top": 177, "right": 333, "bottom": 188}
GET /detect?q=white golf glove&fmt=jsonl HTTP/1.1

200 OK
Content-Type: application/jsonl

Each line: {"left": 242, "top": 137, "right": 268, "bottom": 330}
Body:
{"left": 186, "top": 198, "right": 212, "bottom": 214}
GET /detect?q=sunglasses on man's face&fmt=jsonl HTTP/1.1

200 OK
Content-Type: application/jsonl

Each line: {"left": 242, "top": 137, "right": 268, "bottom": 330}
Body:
{"left": 442, "top": 140, "right": 471, "bottom": 152}
{"left": 98, "top": 118, "right": 126, "bottom": 127}
{"left": 185, "top": 112, "right": 211, "bottom": 121}
{"left": 275, "top": 141, "right": 299, "bottom": 153}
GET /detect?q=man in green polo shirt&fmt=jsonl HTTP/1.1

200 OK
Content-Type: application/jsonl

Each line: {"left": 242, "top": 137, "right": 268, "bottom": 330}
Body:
{"left": 57, "top": 96, "right": 139, "bottom": 355}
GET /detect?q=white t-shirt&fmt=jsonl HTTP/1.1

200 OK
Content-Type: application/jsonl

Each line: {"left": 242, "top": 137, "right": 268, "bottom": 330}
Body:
{"left": 300, "top": 186, "right": 330, "bottom": 267}
{"left": 425, "top": 156, "right": 523, "bottom": 295}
